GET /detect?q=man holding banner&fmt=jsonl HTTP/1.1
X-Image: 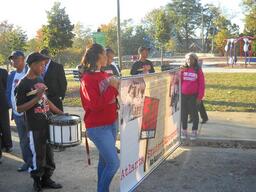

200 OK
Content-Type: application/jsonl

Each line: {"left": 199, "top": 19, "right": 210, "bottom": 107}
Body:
{"left": 130, "top": 47, "right": 155, "bottom": 75}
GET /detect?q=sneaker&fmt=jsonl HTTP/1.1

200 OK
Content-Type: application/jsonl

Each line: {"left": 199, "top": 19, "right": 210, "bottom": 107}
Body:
{"left": 181, "top": 130, "right": 188, "bottom": 139}
{"left": 41, "top": 178, "right": 62, "bottom": 189}
{"left": 17, "top": 163, "right": 29, "bottom": 172}
{"left": 190, "top": 130, "right": 198, "bottom": 140}
{"left": 5, "top": 147, "right": 12, "bottom": 153}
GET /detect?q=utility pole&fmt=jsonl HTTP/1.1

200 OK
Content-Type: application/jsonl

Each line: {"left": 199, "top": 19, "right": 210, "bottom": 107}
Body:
{"left": 117, "top": 0, "right": 122, "bottom": 71}
{"left": 201, "top": 9, "right": 204, "bottom": 53}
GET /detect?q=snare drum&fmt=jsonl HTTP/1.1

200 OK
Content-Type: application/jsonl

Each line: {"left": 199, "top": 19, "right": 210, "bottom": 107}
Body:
{"left": 49, "top": 114, "right": 82, "bottom": 147}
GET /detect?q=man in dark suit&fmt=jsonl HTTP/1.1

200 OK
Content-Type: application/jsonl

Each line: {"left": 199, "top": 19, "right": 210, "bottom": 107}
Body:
{"left": 40, "top": 49, "right": 67, "bottom": 111}
{"left": 0, "top": 68, "right": 12, "bottom": 154}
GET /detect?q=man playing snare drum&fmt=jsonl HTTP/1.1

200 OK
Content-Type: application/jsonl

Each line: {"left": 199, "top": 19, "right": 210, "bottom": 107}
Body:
{"left": 15, "top": 52, "right": 63, "bottom": 192}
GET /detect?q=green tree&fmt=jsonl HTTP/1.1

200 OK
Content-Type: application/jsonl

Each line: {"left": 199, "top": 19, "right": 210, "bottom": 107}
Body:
{"left": 43, "top": 2, "right": 74, "bottom": 54}
{"left": 0, "top": 21, "right": 27, "bottom": 65}
{"left": 214, "top": 29, "right": 229, "bottom": 55}
{"left": 243, "top": 0, "right": 256, "bottom": 35}
{"left": 145, "top": 8, "right": 171, "bottom": 63}
{"left": 73, "top": 22, "right": 93, "bottom": 50}
{"left": 166, "top": 0, "right": 202, "bottom": 51}
{"left": 101, "top": 18, "right": 118, "bottom": 53}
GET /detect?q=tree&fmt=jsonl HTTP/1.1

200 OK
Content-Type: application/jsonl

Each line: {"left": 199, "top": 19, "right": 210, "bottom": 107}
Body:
{"left": 166, "top": 0, "right": 202, "bottom": 51}
{"left": 43, "top": 2, "right": 74, "bottom": 54}
{"left": 243, "top": 0, "right": 256, "bottom": 35}
{"left": 0, "top": 21, "right": 27, "bottom": 65}
{"left": 73, "top": 22, "right": 93, "bottom": 50}
{"left": 101, "top": 18, "right": 118, "bottom": 53}
{"left": 144, "top": 8, "right": 172, "bottom": 64}
{"left": 214, "top": 29, "right": 229, "bottom": 55}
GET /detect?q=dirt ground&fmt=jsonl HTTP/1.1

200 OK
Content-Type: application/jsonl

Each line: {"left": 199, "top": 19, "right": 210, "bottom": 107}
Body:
{"left": 136, "top": 146, "right": 256, "bottom": 192}
{"left": 1, "top": 131, "right": 256, "bottom": 192}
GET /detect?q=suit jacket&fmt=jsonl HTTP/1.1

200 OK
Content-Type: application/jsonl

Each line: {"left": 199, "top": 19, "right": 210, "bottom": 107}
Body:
{"left": 43, "top": 60, "right": 67, "bottom": 110}
{"left": 0, "top": 68, "right": 9, "bottom": 111}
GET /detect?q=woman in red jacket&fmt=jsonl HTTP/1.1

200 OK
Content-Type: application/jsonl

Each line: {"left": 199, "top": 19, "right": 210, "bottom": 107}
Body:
{"left": 181, "top": 53, "right": 205, "bottom": 140}
{"left": 80, "top": 44, "right": 120, "bottom": 192}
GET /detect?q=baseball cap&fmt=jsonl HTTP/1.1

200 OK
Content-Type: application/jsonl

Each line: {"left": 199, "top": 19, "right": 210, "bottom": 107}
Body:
{"left": 26, "top": 52, "right": 49, "bottom": 66}
{"left": 8, "top": 50, "right": 25, "bottom": 60}
{"left": 40, "top": 48, "right": 50, "bottom": 57}
{"left": 138, "top": 46, "right": 150, "bottom": 54}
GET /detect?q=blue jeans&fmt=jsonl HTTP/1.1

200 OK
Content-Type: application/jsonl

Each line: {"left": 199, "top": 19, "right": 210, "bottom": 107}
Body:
{"left": 87, "top": 122, "right": 120, "bottom": 192}
{"left": 14, "top": 115, "right": 32, "bottom": 166}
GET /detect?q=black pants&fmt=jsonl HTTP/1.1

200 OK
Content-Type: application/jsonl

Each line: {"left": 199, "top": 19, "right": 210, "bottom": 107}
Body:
{"left": 0, "top": 109, "right": 12, "bottom": 149}
{"left": 198, "top": 101, "right": 208, "bottom": 121}
{"left": 28, "top": 126, "right": 55, "bottom": 180}
{"left": 181, "top": 94, "right": 199, "bottom": 131}
{"left": 189, "top": 101, "right": 208, "bottom": 121}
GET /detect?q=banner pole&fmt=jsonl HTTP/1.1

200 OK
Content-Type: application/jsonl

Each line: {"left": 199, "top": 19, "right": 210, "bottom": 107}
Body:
{"left": 117, "top": 0, "right": 122, "bottom": 71}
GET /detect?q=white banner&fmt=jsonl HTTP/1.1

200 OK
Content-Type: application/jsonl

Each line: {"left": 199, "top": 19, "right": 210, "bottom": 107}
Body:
{"left": 119, "top": 69, "right": 181, "bottom": 192}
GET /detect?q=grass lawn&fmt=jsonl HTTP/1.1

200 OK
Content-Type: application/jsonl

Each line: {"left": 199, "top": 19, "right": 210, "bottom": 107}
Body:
{"left": 64, "top": 72, "right": 256, "bottom": 112}
{"left": 204, "top": 73, "right": 256, "bottom": 112}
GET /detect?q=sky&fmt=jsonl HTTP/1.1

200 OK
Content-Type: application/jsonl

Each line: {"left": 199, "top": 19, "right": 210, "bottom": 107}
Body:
{"left": 0, "top": 0, "right": 244, "bottom": 39}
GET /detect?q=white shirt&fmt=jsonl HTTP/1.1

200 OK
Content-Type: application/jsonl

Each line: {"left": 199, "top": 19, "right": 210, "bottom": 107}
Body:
{"left": 11, "top": 68, "right": 26, "bottom": 116}
{"left": 111, "top": 62, "right": 121, "bottom": 76}
{"left": 43, "top": 59, "right": 51, "bottom": 77}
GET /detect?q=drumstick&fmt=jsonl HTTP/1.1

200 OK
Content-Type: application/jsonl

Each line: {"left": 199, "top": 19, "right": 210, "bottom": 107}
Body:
{"left": 85, "top": 131, "right": 91, "bottom": 165}
{"left": 26, "top": 89, "right": 38, "bottom": 96}
{"left": 26, "top": 88, "right": 48, "bottom": 96}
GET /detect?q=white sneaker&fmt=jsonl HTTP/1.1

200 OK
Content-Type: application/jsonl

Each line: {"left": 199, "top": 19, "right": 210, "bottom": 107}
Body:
{"left": 190, "top": 130, "right": 198, "bottom": 140}
{"left": 181, "top": 130, "right": 188, "bottom": 139}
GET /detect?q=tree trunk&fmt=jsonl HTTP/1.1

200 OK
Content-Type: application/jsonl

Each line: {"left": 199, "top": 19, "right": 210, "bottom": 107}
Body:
{"left": 161, "top": 46, "right": 164, "bottom": 66}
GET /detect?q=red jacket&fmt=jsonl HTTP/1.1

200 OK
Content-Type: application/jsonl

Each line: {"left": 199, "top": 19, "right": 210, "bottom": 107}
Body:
{"left": 181, "top": 67, "right": 205, "bottom": 100}
{"left": 80, "top": 72, "right": 118, "bottom": 128}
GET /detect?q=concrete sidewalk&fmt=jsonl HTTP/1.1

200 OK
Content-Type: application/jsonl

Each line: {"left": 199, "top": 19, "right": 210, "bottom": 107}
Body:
{"left": 198, "top": 111, "right": 256, "bottom": 141}
{"left": 60, "top": 108, "right": 256, "bottom": 142}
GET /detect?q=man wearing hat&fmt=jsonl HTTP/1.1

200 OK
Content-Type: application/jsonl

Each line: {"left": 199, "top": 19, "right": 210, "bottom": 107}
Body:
{"left": 6, "top": 50, "right": 32, "bottom": 172}
{"left": 15, "top": 52, "right": 63, "bottom": 192}
{"left": 40, "top": 48, "right": 67, "bottom": 111}
{"left": 130, "top": 46, "right": 155, "bottom": 75}
{"left": 0, "top": 66, "right": 12, "bottom": 154}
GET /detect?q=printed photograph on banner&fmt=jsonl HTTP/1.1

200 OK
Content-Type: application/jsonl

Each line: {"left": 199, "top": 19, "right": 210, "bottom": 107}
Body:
{"left": 140, "top": 96, "right": 160, "bottom": 139}
{"left": 169, "top": 72, "right": 180, "bottom": 115}
{"left": 120, "top": 78, "right": 146, "bottom": 125}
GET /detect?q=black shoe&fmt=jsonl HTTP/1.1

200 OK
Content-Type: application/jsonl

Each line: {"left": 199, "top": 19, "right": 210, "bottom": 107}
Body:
{"left": 17, "top": 163, "right": 29, "bottom": 172}
{"left": 201, "top": 119, "right": 208, "bottom": 124}
{"left": 5, "top": 147, "right": 12, "bottom": 153}
{"left": 42, "top": 178, "right": 62, "bottom": 189}
{"left": 33, "top": 178, "right": 42, "bottom": 192}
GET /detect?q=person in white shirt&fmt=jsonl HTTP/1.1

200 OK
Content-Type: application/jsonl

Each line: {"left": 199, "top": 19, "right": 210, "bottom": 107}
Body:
{"left": 7, "top": 51, "right": 32, "bottom": 172}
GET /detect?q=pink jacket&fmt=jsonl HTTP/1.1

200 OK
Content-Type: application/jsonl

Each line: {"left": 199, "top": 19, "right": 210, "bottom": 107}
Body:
{"left": 181, "top": 67, "right": 205, "bottom": 100}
